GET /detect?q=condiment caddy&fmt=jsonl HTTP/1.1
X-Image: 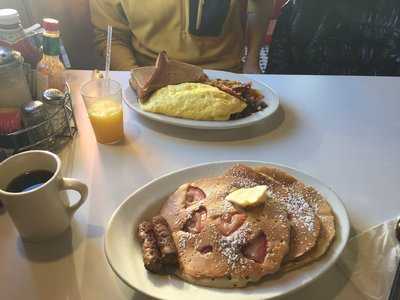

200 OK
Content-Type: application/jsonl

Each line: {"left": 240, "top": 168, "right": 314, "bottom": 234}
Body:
{"left": 0, "top": 80, "right": 77, "bottom": 161}
{"left": 0, "top": 11, "right": 76, "bottom": 161}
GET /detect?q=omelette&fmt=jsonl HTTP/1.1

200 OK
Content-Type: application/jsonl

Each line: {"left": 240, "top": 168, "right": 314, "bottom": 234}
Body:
{"left": 139, "top": 82, "right": 247, "bottom": 121}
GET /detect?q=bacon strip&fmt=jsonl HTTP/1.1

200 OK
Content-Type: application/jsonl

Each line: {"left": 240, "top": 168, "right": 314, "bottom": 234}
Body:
{"left": 205, "top": 79, "right": 264, "bottom": 103}
{"left": 185, "top": 186, "right": 206, "bottom": 207}
{"left": 243, "top": 232, "right": 267, "bottom": 263}
{"left": 183, "top": 207, "right": 207, "bottom": 233}
{"left": 216, "top": 213, "right": 247, "bottom": 236}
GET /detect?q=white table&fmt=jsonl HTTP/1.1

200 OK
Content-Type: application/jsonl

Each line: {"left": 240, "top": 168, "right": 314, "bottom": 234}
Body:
{"left": 1, "top": 71, "right": 399, "bottom": 300}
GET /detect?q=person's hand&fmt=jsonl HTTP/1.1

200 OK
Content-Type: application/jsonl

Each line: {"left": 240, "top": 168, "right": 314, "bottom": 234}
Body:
{"left": 242, "top": 57, "right": 261, "bottom": 74}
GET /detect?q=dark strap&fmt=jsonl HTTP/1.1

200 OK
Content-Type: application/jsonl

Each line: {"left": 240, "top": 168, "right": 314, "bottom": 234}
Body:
{"left": 240, "top": 0, "right": 248, "bottom": 33}
{"left": 389, "top": 261, "right": 400, "bottom": 300}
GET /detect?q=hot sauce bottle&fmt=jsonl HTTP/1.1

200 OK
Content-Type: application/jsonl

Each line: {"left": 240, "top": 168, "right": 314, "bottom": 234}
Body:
{"left": 36, "top": 18, "right": 66, "bottom": 98}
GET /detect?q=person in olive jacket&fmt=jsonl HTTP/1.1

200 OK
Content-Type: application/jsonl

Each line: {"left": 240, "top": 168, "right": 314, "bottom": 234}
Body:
{"left": 90, "top": 0, "right": 273, "bottom": 73}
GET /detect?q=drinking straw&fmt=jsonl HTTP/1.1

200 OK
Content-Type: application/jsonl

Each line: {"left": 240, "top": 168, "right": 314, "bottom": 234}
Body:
{"left": 104, "top": 25, "right": 113, "bottom": 94}
{"left": 196, "top": 0, "right": 204, "bottom": 30}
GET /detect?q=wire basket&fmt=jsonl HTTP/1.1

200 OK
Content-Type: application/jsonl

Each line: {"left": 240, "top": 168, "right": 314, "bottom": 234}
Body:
{"left": 0, "top": 83, "right": 77, "bottom": 161}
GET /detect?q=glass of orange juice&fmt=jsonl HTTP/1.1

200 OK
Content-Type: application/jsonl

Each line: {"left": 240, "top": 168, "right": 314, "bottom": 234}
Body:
{"left": 80, "top": 79, "right": 124, "bottom": 144}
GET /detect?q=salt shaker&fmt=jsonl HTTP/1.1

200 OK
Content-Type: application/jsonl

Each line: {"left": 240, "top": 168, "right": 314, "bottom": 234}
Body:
{"left": 42, "top": 88, "right": 66, "bottom": 135}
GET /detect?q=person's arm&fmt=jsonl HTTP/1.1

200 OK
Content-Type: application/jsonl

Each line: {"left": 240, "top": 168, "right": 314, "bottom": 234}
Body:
{"left": 90, "top": 0, "right": 138, "bottom": 70}
{"left": 243, "top": 0, "right": 274, "bottom": 73}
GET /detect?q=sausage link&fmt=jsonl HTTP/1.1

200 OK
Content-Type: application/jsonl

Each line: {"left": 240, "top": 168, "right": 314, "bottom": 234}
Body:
{"left": 152, "top": 216, "right": 178, "bottom": 265}
{"left": 137, "top": 221, "right": 162, "bottom": 272}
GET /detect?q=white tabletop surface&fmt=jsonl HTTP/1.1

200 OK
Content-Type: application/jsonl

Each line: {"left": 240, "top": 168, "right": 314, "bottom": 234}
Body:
{"left": 1, "top": 70, "right": 399, "bottom": 300}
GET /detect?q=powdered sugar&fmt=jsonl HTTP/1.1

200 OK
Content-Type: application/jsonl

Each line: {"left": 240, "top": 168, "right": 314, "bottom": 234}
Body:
{"left": 178, "top": 231, "right": 193, "bottom": 249}
{"left": 286, "top": 191, "right": 315, "bottom": 232}
{"left": 217, "top": 223, "right": 251, "bottom": 269}
{"left": 232, "top": 177, "right": 258, "bottom": 189}
{"left": 221, "top": 199, "right": 234, "bottom": 212}
{"left": 268, "top": 184, "right": 317, "bottom": 233}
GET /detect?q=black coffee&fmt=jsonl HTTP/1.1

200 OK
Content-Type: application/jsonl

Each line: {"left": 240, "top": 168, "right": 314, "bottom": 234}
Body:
{"left": 6, "top": 170, "right": 54, "bottom": 193}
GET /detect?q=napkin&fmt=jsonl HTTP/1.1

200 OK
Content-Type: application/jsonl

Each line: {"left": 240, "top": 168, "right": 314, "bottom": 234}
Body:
{"left": 338, "top": 218, "right": 400, "bottom": 300}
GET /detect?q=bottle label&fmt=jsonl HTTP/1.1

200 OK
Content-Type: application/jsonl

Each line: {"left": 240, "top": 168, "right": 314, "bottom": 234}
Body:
{"left": 43, "top": 36, "right": 61, "bottom": 56}
{"left": 36, "top": 72, "right": 49, "bottom": 99}
{"left": 0, "top": 29, "right": 25, "bottom": 44}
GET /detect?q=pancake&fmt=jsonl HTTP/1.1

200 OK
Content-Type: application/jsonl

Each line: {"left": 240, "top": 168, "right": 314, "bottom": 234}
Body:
{"left": 225, "top": 165, "right": 321, "bottom": 261}
{"left": 254, "top": 166, "right": 336, "bottom": 271}
{"left": 160, "top": 175, "right": 290, "bottom": 288}
{"left": 253, "top": 166, "right": 298, "bottom": 186}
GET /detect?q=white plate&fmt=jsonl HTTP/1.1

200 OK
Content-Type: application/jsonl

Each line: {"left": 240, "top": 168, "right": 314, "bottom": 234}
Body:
{"left": 123, "top": 70, "right": 279, "bottom": 130}
{"left": 105, "top": 161, "right": 350, "bottom": 300}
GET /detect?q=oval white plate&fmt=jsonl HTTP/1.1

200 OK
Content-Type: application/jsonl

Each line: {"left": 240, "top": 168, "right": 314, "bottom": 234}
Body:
{"left": 105, "top": 161, "right": 350, "bottom": 300}
{"left": 123, "top": 70, "right": 279, "bottom": 130}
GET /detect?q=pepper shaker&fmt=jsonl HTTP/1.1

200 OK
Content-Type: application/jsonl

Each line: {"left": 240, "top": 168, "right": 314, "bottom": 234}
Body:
{"left": 21, "top": 100, "right": 49, "bottom": 145}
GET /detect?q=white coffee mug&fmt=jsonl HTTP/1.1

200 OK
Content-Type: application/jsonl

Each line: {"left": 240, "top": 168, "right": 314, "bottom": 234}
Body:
{"left": 0, "top": 150, "right": 87, "bottom": 242}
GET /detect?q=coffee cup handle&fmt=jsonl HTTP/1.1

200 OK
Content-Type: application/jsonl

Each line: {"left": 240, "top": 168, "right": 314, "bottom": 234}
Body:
{"left": 61, "top": 178, "right": 88, "bottom": 217}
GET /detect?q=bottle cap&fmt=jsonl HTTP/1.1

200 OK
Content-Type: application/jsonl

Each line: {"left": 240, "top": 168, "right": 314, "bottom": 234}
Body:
{"left": 43, "top": 88, "right": 65, "bottom": 105}
{"left": 0, "top": 9, "right": 20, "bottom": 26}
{"left": 42, "top": 18, "right": 59, "bottom": 32}
{"left": 22, "top": 100, "right": 45, "bottom": 114}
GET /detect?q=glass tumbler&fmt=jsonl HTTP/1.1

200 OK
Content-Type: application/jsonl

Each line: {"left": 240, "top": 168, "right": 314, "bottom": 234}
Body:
{"left": 80, "top": 79, "right": 124, "bottom": 144}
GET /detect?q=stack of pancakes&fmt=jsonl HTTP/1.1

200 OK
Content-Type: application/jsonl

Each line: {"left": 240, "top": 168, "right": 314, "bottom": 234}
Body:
{"left": 160, "top": 164, "right": 336, "bottom": 288}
